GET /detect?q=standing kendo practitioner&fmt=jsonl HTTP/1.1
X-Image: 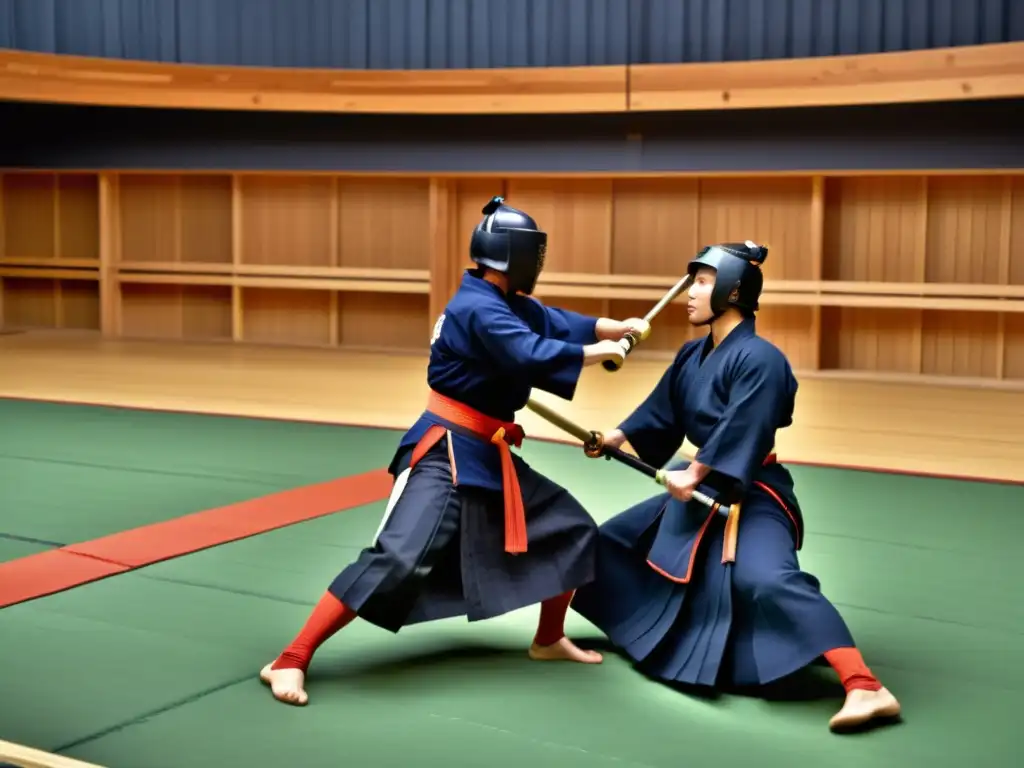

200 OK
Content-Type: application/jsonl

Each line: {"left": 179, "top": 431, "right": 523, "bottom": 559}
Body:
{"left": 571, "top": 242, "right": 902, "bottom": 733}
{"left": 261, "top": 197, "right": 652, "bottom": 706}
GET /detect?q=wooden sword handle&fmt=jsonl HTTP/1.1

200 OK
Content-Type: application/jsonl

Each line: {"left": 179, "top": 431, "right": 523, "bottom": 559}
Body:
{"left": 525, "top": 396, "right": 731, "bottom": 518}
{"left": 524, "top": 397, "right": 594, "bottom": 444}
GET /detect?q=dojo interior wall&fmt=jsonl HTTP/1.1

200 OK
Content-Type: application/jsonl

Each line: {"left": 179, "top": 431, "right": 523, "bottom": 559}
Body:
{"left": 2, "top": 169, "right": 1023, "bottom": 482}
{"left": 3, "top": 170, "right": 1024, "bottom": 375}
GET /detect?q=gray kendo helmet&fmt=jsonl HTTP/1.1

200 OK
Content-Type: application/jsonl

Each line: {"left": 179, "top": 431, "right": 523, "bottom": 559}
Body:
{"left": 687, "top": 241, "right": 767, "bottom": 316}
{"left": 469, "top": 196, "right": 548, "bottom": 295}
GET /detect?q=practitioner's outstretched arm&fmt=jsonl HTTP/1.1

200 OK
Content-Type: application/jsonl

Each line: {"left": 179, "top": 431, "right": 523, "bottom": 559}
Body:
{"left": 472, "top": 303, "right": 627, "bottom": 401}
{"left": 603, "top": 346, "right": 690, "bottom": 469}
{"left": 514, "top": 293, "right": 650, "bottom": 347}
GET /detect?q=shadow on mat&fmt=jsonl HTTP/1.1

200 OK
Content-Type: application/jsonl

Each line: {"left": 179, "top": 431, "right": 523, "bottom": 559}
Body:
{"left": 580, "top": 638, "right": 847, "bottom": 703}
{"left": 306, "top": 636, "right": 845, "bottom": 703}
{"left": 308, "top": 641, "right": 556, "bottom": 691}
{"left": 733, "top": 667, "right": 847, "bottom": 702}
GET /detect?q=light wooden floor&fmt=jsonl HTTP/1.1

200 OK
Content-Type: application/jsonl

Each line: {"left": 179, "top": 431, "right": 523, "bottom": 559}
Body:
{"left": 1, "top": 329, "right": 1021, "bottom": 484}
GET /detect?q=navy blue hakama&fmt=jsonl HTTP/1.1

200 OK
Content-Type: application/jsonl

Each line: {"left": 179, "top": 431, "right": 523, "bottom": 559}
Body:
{"left": 330, "top": 437, "right": 598, "bottom": 634}
{"left": 572, "top": 472, "right": 855, "bottom": 688}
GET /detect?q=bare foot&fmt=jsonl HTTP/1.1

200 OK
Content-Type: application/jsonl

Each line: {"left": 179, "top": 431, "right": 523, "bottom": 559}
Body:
{"left": 528, "top": 636, "right": 603, "bottom": 664}
{"left": 260, "top": 661, "right": 309, "bottom": 706}
{"left": 829, "top": 687, "right": 901, "bottom": 732}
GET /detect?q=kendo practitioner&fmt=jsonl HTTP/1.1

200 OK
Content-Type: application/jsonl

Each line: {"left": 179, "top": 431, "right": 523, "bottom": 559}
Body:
{"left": 261, "top": 197, "right": 651, "bottom": 706}
{"left": 571, "top": 242, "right": 902, "bottom": 733}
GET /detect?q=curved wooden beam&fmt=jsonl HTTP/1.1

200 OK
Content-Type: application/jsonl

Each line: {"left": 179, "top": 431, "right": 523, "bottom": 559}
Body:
{"left": 628, "top": 41, "right": 1024, "bottom": 111}
{"left": 0, "top": 48, "right": 627, "bottom": 114}
{"left": 0, "top": 42, "right": 1022, "bottom": 115}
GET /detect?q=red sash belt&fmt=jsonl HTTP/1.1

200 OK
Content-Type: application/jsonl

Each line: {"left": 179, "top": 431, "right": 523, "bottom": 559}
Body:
{"left": 410, "top": 390, "right": 528, "bottom": 555}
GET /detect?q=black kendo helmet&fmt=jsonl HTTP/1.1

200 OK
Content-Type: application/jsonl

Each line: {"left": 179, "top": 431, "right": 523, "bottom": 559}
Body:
{"left": 687, "top": 241, "right": 767, "bottom": 316}
{"left": 469, "top": 196, "right": 548, "bottom": 295}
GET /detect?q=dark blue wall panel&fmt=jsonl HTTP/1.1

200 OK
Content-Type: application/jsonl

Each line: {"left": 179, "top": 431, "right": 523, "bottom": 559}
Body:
{"left": 3, "top": 100, "right": 1021, "bottom": 172}
{"left": 1, "top": 0, "right": 1021, "bottom": 69}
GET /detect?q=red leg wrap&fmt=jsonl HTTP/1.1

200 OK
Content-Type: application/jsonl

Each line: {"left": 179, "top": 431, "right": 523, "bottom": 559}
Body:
{"left": 824, "top": 647, "right": 883, "bottom": 693}
{"left": 533, "top": 590, "right": 574, "bottom": 647}
{"left": 271, "top": 591, "right": 357, "bottom": 673}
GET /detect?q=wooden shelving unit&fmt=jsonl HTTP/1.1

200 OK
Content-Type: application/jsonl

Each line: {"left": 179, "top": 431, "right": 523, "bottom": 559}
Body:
{"left": 0, "top": 172, "right": 102, "bottom": 333}
{"left": 2, "top": 169, "right": 1022, "bottom": 388}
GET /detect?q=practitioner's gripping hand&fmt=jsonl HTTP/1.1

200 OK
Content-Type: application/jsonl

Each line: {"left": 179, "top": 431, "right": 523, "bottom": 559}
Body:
{"left": 583, "top": 427, "right": 627, "bottom": 460}
{"left": 661, "top": 467, "right": 699, "bottom": 502}
{"left": 584, "top": 339, "right": 627, "bottom": 368}
{"left": 622, "top": 317, "right": 651, "bottom": 341}
{"left": 596, "top": 317, "right": 651, "bottom": 343}
{"left": 600, "top": 428, "right": 628, "bottom": 451}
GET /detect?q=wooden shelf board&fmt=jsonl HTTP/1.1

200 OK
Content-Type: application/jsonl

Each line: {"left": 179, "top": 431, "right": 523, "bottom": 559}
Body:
{"left": 0, "top": 267, "right": 100, "bottom": 280}
{"left": 0, "top": 257, "right": 100, "bottom": 269}
{"left": 539, "top": 274, "right": 1024, "bottom": 299}
{"left": 533, "top": 283, "right": 1024, "bottom": 312}
{"left": 116, "top": 262, "right": 430, "bottom": 282}
{"left": 115, "top": 272, "right": 430, "bottom": 294}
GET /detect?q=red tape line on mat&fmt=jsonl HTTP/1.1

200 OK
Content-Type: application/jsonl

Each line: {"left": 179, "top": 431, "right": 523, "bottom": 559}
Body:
{"left": 0, "top": 468, "right": 393, "bottom": 609}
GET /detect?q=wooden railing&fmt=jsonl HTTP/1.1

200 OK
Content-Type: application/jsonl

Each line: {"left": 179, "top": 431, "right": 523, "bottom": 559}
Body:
{"left": 2, "top": 41, "right": 1024, "bottom": 114}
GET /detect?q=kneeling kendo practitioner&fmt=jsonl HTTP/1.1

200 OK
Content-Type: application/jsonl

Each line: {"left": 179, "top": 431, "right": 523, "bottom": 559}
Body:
{"left": 571, "top": 242, "right": 902, "bottom": 732}
{"left": 261, "top": 197, "right": 652, "bottom": 706}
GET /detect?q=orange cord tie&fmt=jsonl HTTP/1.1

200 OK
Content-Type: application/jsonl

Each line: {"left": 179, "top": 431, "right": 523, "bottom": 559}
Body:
{"left": 490, "top": 426, "right": 528, "bottom": 554}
